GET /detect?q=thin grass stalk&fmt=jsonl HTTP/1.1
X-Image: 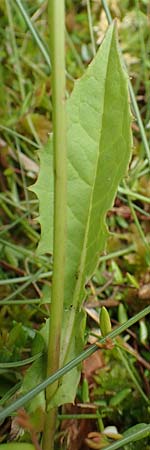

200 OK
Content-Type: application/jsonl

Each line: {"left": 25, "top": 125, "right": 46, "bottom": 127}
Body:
{"left": 86, "top": 0, "right": 96, "bottom": 56}
{"left": 42, "top": 1, "right": 66, "bottom": 449}
{"left": 0, "top": 268, "right": 44, "bottom": 302}
{"left": 5, "top": 0, "right": 41, "bottom": 146}
{"left": 116, "top": 346, "right": 149, "bottom": 404}
{"left": 98, "top": 424, "right": 150, "bottom": 450}
{"left": 129, "top": 199, "right": 149, "bottom": 248}
{"left": 15, "top": 0, "right": 73, "bottom": 81}
{"left": 0, "top": 125, "right": 40, "bottom": 147}
{"left": 15, "top": 0, "right": 51, "bottom": 70}
{"left": 101, "top": 0, "right": 150, "bottom": 166}
{"left": 118, "top": 186, "right": 150, "bottom": 203}
{"left": 5, "top": 0, "right": 24, "bottom": 99}
{"left": 123, "top": 181, "right": 149, "bottom": 250}
{"left": 0, "top": 305, "right": 150, "bottom": 423}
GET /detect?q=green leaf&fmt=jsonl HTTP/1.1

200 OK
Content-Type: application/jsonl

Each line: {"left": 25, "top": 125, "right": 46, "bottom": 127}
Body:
{"left": 31, "top": 22, "right": 132, "bottom": 407}
{"left": 48, "top": 309, "right": 85, "bottom": 409}
{"left": 21, "top": 356, "right": 46, "bottom": 415}
{"left": 30, "top": 137, "right": 53, "bottom": 255}
{"left": 109, "top": 388, "right": 131, "bottom": 406}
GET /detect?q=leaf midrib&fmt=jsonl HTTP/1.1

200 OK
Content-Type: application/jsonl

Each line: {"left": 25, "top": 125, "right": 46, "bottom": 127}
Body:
{"left": 62, "top": 26, "right": 115, "bottom": 364}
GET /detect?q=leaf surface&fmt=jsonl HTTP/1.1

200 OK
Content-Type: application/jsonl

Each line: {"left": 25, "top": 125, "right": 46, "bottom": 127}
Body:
{"left": 31, "top": 22, "right": 132, "bottom": 407}
{"left": 21, "top": 356, "right": 46, "bottom": 419}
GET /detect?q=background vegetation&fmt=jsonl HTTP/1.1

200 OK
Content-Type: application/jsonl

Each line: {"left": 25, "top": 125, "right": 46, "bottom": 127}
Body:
{"left": 0, "top": 0, "right": 150, "bottom": 449}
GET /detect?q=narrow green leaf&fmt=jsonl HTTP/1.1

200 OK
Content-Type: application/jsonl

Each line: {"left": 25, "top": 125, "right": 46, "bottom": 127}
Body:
{"left": 0, "top": 445, "right": 35, "bottom": 450}
{"left": 0, "top": 353, "right": 42, "bottom": 369}
{"left": 31, "top": 22, "right": 132, "bottom": 407}
{"left": 101, "top": 423, "right": 150, "bottom": 450}
{"left": 109, "top": 388, "right": 131, "bottom": 406}
{"left": 123, "top": 423, "right": 150, "bottom": 441}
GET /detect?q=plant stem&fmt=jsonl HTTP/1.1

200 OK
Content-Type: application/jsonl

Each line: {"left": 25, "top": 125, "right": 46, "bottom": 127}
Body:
{"left": 43, "top": 1, "right": 66, "bottom": 449}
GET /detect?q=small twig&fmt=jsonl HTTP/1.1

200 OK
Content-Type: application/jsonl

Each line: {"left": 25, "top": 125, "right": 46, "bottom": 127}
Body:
{"left": 86, "top": 298, "right": 119, "bottom": 308}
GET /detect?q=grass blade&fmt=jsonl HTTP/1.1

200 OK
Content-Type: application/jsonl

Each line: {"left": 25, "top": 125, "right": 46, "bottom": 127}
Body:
{"left": 0, "top": 305, "right": 149, "bottom": 422}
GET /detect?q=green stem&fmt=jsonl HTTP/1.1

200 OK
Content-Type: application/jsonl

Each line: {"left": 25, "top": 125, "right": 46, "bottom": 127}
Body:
{"left": 58, "top": 413, "right": 101, "bottom": 420}
{"left": 43, "top": 1, "right": 66, "bottom": 450}
{"left": 0, "top": 271, "right": 51, "bottom": 286}
{"left": 99, "top": 245, "right": 134, "bottom": 262}
{"left": 118, "top": 186, "right": 150, "bottom": 204}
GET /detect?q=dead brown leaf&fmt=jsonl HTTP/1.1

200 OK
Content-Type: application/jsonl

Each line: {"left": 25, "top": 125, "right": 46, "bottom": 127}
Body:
{"left": 83, "top": 351, "right": 104, "bottom": 381}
